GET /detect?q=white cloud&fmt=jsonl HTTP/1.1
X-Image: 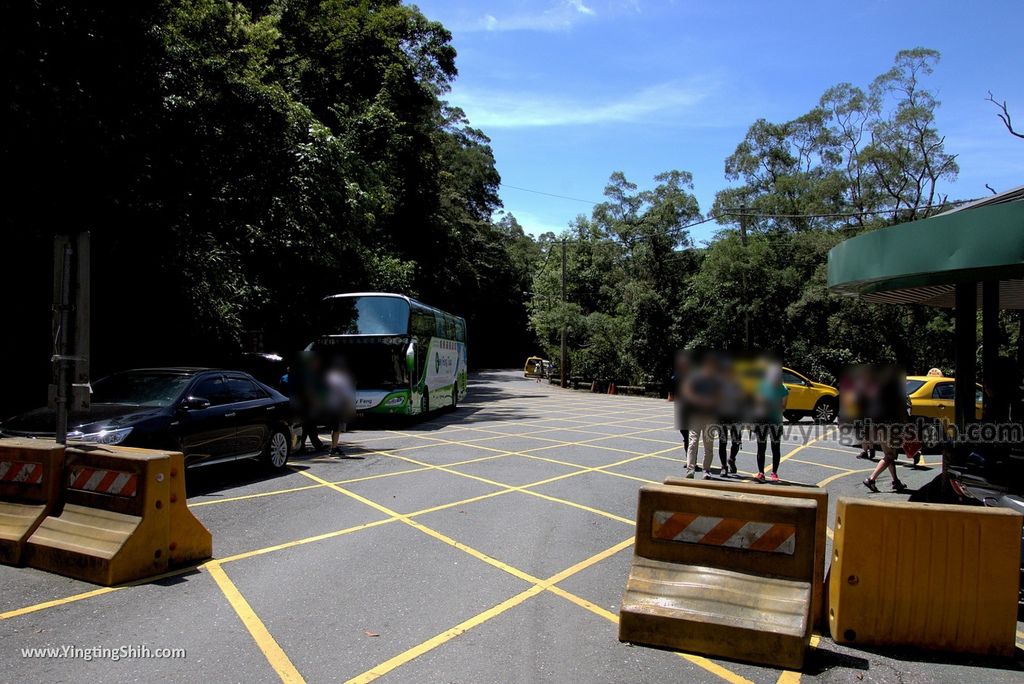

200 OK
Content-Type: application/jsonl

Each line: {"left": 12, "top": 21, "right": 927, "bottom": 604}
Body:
{"left": 461, "top": 0, "right": 598, "bottom": 33}
{"left": 449, "top": 79, "right": 714, "bottom": 128}
{"left": 567, "top": 0, "right": 596, "bottom": 16}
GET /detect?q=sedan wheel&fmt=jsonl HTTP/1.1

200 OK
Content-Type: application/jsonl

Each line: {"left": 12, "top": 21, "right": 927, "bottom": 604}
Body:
{"left": 813, "top": 398, "right": 838, "bottom": 424}
{"left": 265, "top": 430, "right": 290, "bottom": 469}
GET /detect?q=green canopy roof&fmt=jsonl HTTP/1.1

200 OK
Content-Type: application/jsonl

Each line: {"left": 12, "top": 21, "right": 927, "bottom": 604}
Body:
{"left": 827, "top": 189, "right": 1024, "bottom": 308}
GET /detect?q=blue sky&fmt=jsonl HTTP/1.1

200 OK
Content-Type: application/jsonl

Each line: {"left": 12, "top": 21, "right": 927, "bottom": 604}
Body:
{"left": 414, "top": 0, "right": 1024, "bottom": 244}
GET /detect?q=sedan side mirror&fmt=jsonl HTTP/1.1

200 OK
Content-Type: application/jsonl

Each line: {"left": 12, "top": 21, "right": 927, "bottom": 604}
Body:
{"left": 180, "top": 396, "right": 211, "bottom": 411}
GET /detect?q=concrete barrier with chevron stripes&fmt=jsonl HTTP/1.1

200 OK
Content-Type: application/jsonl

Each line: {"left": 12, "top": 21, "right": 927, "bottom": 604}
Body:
{"left": 24, "top": 445, "right": 211, "bottom": 585}
{"left": 0, "top": 438, "right": 65, "bottom": 565}
{"left": 619, "top": 484, "right": 817, "bottom": 670}
{"left": 662, "top": 477, "right": 830, "bottom": 631}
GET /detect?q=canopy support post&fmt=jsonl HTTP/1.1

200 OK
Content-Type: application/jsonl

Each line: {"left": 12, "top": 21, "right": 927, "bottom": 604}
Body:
{"left": 982, "top": 280, "right": 1000, "bottom": 421}
{"left": 954, "top": 282, "right": 977, "bottom": 430}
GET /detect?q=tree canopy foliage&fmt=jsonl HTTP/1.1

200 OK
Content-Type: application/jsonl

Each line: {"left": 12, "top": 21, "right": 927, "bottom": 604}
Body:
{"left": 3, "top": 0, "right": 536, "bottom": 413}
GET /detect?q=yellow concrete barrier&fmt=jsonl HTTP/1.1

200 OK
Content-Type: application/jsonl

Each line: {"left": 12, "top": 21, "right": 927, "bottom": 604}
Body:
{"left": 93, "top": 446, "right": 212, "bottom": 568}
{"left": 619, "top": 484, "right": 817, "bottom": 669}
{"left": 830, "top": 497, "right": 1022, "bottom": 656}
{"left": 664, "top": 476, "right": 830, "bottom": 631}
{"left": 25, "top": 445, "right": 172, "bottom": 585}
{"left": 0, "top": 439, "right": 65, "bottom": 565}
{"left": 166, "top": 451, "right": 212, "bottom": 566}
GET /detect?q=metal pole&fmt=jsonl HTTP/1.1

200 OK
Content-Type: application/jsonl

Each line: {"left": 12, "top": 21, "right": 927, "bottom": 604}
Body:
{"left": 739, "top": 208, "right": 750, "bottom": 352}
{"left": 53, "top": 239, "right": 73, "bottom": 445}
{"left": 560, "top": 238, "right": 567, "bottom": 388}
{"left": 982, "top": 280, "right": 999, "bottom": 420}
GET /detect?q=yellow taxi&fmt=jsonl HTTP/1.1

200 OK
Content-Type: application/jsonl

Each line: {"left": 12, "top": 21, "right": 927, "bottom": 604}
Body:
{"left": 523, "top": 356, "right": 549, "bottom": 378}
{"left": 781, "top": 367, "right": 840, "bottom": 423}
{"left": 732, "top": 358, "right": 839, "bottom": 423}
{"left": 906, "top": 374, "right": 982, "bottom": 428}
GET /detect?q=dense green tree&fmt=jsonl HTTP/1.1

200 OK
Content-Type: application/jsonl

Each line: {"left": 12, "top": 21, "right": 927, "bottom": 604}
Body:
{"left": 1, "top": 0, "right": 537, "bottom": 415}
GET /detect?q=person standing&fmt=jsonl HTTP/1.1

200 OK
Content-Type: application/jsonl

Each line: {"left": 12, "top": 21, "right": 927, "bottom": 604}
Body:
{"left": 684, "top": 353, "right": 722, "bottom": 479}
{"left": 754, "top": 364, "right": 788, "bottom": 482}
{"left": 673, "top": 351, "right": 691, "bottom": 455}
{"left": 717, "top": 358, "right": 742, "bottom": 476}
{"left": 324, "top": 361, "right": 356, "bottom": 457}
{"left": 292, "top": 354, "right": 325, "bottom": 453}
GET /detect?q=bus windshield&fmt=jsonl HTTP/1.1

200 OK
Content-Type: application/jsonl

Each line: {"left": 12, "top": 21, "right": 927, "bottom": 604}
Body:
{"left": 322, "top": 296, "right": 410, "bottom": 336}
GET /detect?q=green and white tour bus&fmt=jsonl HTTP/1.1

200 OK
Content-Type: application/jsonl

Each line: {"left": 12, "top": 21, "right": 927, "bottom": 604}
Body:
{"left": 310, "top": 292, "right": 468, "bottom": 416}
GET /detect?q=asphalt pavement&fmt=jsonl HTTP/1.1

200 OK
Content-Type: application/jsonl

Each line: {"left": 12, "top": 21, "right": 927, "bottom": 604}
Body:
{"left": 2, "top": 369, "right": 1022, "bottom": 683}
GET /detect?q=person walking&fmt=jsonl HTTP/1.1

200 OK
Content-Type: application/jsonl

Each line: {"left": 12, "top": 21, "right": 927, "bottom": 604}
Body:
{"left": 862, "top": 366, "right": 909, "bottom": 493}
{"left": 754, "top": 364, "right": 788, "bottom": 482}
{"left": 684, "top": 353, "right": 723, "bottom": 479}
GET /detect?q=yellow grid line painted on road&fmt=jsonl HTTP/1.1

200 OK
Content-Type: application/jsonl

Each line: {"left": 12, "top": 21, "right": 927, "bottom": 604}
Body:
{"left": 296, "top": 456, "right": 751, "bottom": 684}
{"left": 1, "top": 382, "right": 832, "bottom": 684}
{"left": 543, "top": 585, "right": 755, "bottom": 684}
{"left": 207, "top": 562, "right": 305, "bottom": 684}
{"left": 0, "top": 565, "right": 204, "bottom": 620}
{"left": 347, "top": 538, "right": 652, "bottom": 684}
{"left": 294, "top": 469, "right": 545, "bottom": 585}
{"left": 188, "top": 452, "right": 508, "bottom": 509}
{"left": 346, "top": 585, "right": 547, "bottom": 684}
{"left": 815, "top": 467, "right": 876, "bottom": 488}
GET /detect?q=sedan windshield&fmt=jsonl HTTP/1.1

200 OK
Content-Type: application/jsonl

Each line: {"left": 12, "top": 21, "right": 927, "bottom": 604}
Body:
{"left": 91, "top": 373, "right": 193, "bottom": 407}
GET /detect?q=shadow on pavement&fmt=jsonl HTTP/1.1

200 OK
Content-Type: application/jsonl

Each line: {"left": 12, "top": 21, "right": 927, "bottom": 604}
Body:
{"left": 184, "top": 460, "right": 298, "bottom": 497}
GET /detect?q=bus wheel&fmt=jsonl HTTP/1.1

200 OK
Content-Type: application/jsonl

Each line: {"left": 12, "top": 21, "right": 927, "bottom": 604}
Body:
{"left": 421, "top": 389, "right": 430, "bottom": 415}
{"left": 451, "top": 387, "right": 458, "bottom": 410}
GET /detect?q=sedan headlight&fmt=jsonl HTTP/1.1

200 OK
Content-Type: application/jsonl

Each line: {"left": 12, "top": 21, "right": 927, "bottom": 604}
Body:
{"left": 67, "top": 427, "right": 134, "bottom": 445}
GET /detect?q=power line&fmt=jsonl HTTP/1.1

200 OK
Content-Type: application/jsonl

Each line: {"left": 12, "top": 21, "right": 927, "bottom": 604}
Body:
{"left": 501, "top": 183, "right": 602, "bottom": 204}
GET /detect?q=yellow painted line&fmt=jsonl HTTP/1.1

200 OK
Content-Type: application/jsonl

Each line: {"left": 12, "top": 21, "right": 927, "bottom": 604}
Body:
{"left": 207, "top": 562, "right": 305, "bottom": 684}
{"left": 348, "top": 538, "right": 645, "bottom": 684}
{"left": 815, "top": 468, "right": 875, "bottom": 488}
{"left": 216, "top": 517, "right": 398, "bottom": 565}
{"left": 0, "top": 586, "right": 118, "bottom": 620}
{"left": 188, "top": 453, "right": 508, "bottom": 509}
{"left": 294, "top": 469, "right": 543, "bottom": 585}
{"left": 779, "top": 427, "right": 835, "bottom": 465}
{"left": 189, "top": 482, "right": 328, "bottom": 507}
{"left": 376, "top": 446, "right": 659, "bottom": 525}
{"left": 785, "top": 458, "right": 857, "bottom": 473}
{"left": 545, "top": 585, "right": 754, "bottom": 684}
{"left": 345, "top": 585, "right": 546, "bottom": 684}
{"left": 0, "top": 565, "right": 203, "bottom": 621}
{"left": 774, "top": 634, "right": 821, "bottom": 683}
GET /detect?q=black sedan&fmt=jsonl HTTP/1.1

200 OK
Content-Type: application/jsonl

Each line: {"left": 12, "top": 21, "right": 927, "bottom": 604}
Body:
{"left": 0, "top": 368, "right": 298, "bottom": 469}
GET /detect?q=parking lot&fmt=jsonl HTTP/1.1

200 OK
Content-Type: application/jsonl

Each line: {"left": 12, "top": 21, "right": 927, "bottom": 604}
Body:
{"left": 2, "top": 370, "right": 1022, "bottom": 683}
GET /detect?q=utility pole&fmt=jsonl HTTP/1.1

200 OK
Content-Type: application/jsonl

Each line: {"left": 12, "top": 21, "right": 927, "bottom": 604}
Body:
{"left": 50, "top": 232, "right": 90, "bottom": 445}
{"left": 738, "top": 208, "right": 750, "bottom": 352}
{"left": 560, "top": 237, "right": 567, "bottom": 388}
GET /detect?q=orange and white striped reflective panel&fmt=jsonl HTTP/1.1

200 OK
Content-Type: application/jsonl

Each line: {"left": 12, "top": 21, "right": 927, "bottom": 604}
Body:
{"left": 67, "top": 465, "right": 138, "bottom": 497}
{"left": 0, "top": 461, "right": 43, "bottom": 484}
{"left": 652, "top": 510, "right": 796, "bottom": 555}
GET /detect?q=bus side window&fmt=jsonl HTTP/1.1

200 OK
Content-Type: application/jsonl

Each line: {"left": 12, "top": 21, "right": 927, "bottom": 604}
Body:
{"left": 412, "top": 310, "right": 434, "bottom": 338}
{"left": 455, "top": 319, "right": 466, "bottom": 343}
